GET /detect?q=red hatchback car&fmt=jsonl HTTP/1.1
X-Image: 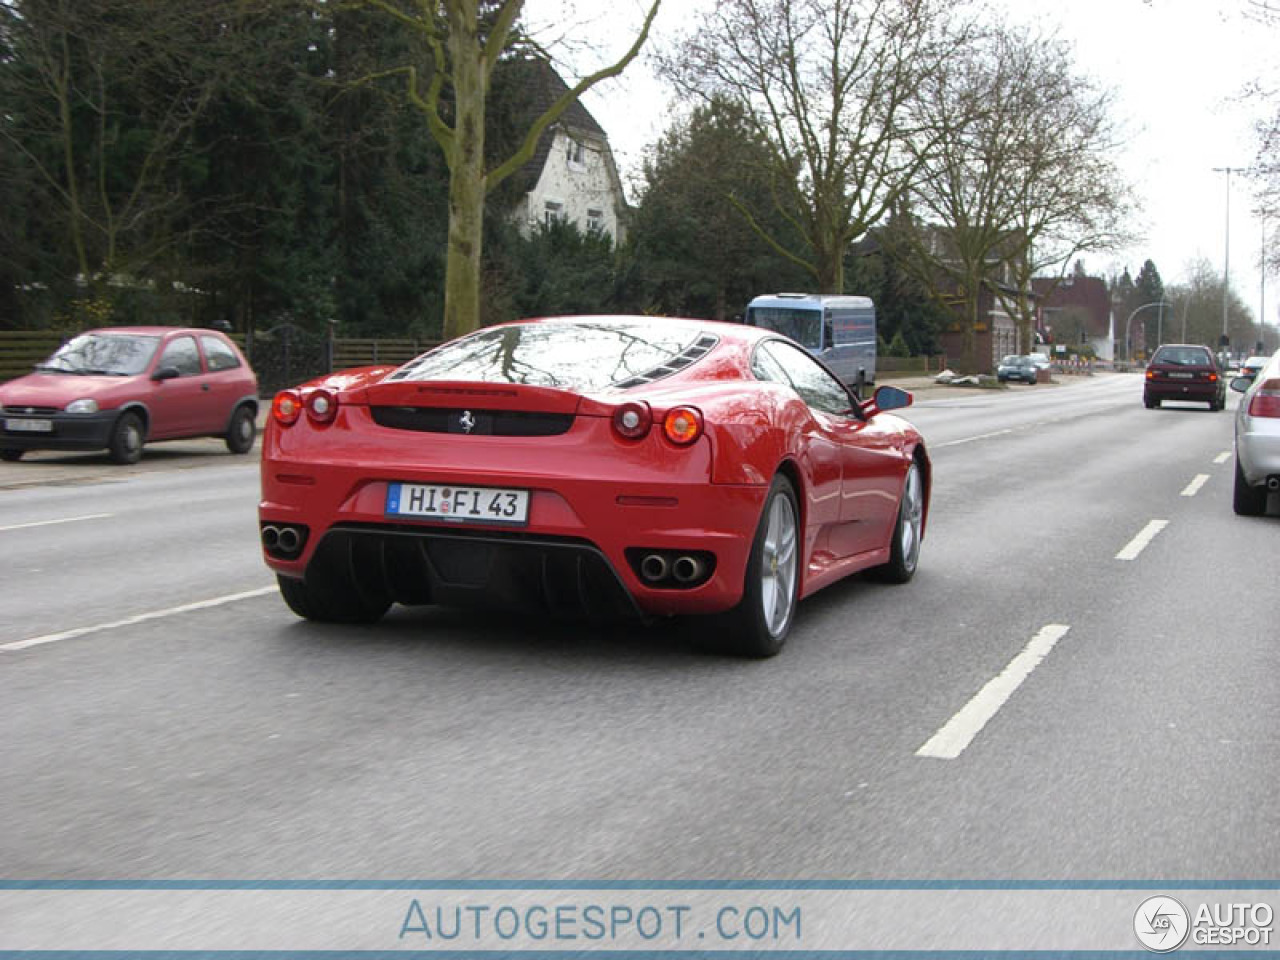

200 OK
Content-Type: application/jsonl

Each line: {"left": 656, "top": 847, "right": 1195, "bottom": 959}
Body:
{"left": 258, "top": 316, "right": 930, "bottom": 657}
{"left": 0, "top": 326, "right": 259, "bottom": 464}
{"left": 1143, "top": 343, "right": 1226, "bottom": 410}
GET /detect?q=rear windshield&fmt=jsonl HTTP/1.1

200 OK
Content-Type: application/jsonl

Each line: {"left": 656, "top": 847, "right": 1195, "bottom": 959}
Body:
{"left": 1152, "top": 347, "right": 1213, "bottom": 366}
{"left": 40, "top": 333, "right": 160, "bottom": 376}
{"left": 387, "top": 320, "right": 712, "bottom": 391}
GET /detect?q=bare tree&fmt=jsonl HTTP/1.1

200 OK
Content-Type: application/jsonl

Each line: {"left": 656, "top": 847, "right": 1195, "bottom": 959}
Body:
{"left": 662, "top": 0, "right": 972, "bottom": 296}
{"left": 359, "top": 0, "right": 660, "bottom": 339}
{"left": 902, "top": 22, "right": 1134, "bottom": 368}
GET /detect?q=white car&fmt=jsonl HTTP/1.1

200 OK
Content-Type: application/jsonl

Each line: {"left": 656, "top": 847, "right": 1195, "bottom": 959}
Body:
{"left": 1229, "top": 348, "right": 1280, "bottom": 515}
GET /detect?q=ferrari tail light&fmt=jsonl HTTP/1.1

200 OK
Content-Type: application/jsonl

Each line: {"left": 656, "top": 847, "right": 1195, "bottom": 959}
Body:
{"left": 272, "top": 389, "right": 302, "bottom": 426}
{"left": 1249, "top": 379, "right": 1280, "bottom": 418}
{"left": 612, "top": 401, "right": 652, "bottom": 439}
{"left": 663, "top": 405, "right": 704, "bottom": 445}
{"left": 306, "top": 387, "right": 339, "bottom": 424}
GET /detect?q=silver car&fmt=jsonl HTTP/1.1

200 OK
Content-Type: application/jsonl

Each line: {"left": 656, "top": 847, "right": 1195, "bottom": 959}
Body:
{"left": 1230, "top": 348, "right": 1280, "bottom": 515}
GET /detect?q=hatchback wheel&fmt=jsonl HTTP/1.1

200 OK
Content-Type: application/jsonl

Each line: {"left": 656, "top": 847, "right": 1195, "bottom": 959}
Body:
{"left": 225, "top": 405, "right": 256, "bottom": 454}
{"left": 107, "top": 411, "right": 145, "bottom": 464}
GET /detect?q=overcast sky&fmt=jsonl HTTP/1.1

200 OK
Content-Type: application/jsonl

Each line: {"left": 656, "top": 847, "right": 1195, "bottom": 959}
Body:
{"left": 528, "top": 0, "right": 1277, "bottom": 330}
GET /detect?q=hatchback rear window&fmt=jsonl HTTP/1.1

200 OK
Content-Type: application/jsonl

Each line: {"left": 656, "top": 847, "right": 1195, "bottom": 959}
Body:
{"left": 1152, "top": 347, "right": 1213, "bottom": 366}
{"left": 388, "top": 320, "right": 716, "bottom": 391}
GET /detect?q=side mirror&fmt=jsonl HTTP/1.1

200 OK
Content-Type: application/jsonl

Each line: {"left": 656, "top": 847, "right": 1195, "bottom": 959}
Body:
{"left": 1230, "top": 377, "right": 1252, "bottom": 393}
{"left": 152, "top": 365, "right": 181, "bottom": 382}
{"left": 860, "top": 384, "right": 912, "bottom": 418}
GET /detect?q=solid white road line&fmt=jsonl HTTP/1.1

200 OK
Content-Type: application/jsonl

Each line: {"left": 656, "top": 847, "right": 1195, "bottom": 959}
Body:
{"left": 0, "top": 513, "right": 113, "bottom": 532}
{"left": 1181, "top": 474, "right": 1211, "bottom": 497}
{"left": 1214, "top": 452, "right": 1232, "bottom": 465}
{"left": 1115, "top": 519, "right": 1169, "bottom": 561}
{"left": 1, "top": 586, "right": 277, "bottom": 652}
{"left": 916, "top": 624, "right": 1072, "bottom": 760}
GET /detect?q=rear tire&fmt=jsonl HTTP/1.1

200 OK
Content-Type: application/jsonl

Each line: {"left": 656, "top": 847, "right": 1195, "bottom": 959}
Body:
{"left": 225, "top": 405, "right": 256, "bottom": 454}
{"left": 706, "top": 474, "right": 800, "bottom": 658}
{"left": 107, "top": 411, "right": 145, "bottom": 464}
{"left": 1233, "top": 458, "right": 1268, "bottom": 516}
{"left": 276, "top": 573, "right": 390, "bottom": 624}
{"left": 1, "top": 449, "right": 23, "bottom": 462}
{"left": 871, "top": 459, "right": 925, "bottom": 583}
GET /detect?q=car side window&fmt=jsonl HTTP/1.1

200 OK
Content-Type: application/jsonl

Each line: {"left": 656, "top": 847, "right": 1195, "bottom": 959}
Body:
{"left": 158, "top": 336, "right": 202, "bottom": 376}
{"left": 759, "top": 340, "right": 853, "bottom": 416}
{"left": 201, "top": 335, "right": 241, "bottom": 372}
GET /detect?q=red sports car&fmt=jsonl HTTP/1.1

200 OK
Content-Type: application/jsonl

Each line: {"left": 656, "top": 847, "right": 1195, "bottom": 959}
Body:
{"left": 259, "top": 316, "right": 930, "bottom": 656}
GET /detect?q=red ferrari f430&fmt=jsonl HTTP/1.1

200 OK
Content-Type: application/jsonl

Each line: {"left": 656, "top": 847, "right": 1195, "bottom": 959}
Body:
{"left": 259, "top": 316, "right": 930, "bottom": 656}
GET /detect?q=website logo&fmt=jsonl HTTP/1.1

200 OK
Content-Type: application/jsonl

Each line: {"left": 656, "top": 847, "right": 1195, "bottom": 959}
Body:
{"left": 1135, "top": 896, "right": 1190, "bottom": 952}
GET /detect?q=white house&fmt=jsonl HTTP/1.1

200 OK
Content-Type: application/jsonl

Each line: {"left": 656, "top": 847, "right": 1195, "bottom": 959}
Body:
{"left": 508, "top": 60, "right": 628, "bottom": 246}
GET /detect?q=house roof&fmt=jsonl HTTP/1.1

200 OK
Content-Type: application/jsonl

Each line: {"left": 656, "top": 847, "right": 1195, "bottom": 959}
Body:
{"left": 498, "top": 57, "right": 610, "bottom": 193}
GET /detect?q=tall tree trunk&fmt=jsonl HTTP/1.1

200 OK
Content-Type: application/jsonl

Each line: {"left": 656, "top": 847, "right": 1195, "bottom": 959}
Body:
{"left": 442, "top": 0, "right": 486, "bottom": 341}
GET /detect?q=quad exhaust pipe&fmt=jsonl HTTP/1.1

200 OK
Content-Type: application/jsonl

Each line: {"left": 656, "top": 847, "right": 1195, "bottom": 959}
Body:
{"left": 639, "top": 553, "right": 669, "bottom": 583}
{"left": 672, "top": 554, "right": 706, "bottom": 584}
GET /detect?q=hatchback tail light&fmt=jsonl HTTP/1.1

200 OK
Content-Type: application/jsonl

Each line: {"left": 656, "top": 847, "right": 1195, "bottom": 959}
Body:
{"left": 1249, "top": 379, "right": 1280, "bottom": 418}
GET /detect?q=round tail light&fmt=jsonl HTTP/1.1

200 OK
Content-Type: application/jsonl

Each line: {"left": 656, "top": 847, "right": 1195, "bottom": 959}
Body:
{"left": 612, "top": 401, "right": 652, "bottom": 439}
{"left": 272, "top": 390, "right": 302, "bottom": 426}
{"left": 663, "top": 406, "right": 703, "bottom": 445}
{"left": 305, "top": 388, "right": 339, "bottom": 424}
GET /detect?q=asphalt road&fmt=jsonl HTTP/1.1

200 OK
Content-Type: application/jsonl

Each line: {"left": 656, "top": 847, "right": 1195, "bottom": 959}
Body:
{"left": 2, "top": 371, "right": 1277, "bottom": 882}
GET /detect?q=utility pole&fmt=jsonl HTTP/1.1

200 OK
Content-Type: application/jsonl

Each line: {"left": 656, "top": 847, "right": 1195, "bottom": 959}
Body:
{"left": 1212, "top": 166, "right": 1239, "bottom": 357}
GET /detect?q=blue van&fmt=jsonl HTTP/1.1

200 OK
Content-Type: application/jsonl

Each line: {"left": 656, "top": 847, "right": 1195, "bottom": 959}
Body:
{"left": 744, "top": 293, "right": 877, "bottom": 393}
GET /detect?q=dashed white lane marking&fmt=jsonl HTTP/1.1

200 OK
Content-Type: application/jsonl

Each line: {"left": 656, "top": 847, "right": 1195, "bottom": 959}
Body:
{"left": 1214, "top": 452, "right": 1232, "bottom": 465}
{"left": 937, "top": 429, "right": 1014, "bottom": 448}
{"left": 1181, "top": 474, "right": 1210, "bottom": 497}
{"left": 917, "top": 624, "right": 1072, "bottom": 760}
{"left": 0, "top": 513, "right": 113, "bottom": 532}
{"left": 1115, "top": 519, "right": 1169, "bottom": 561}
{"left": 1, "top": 586, "right": 276, "bottom": 652}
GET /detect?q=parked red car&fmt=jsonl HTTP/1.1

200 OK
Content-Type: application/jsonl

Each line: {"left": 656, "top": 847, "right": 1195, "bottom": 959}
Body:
{"left": 0, "top": 326, "right": 259, "bottom": 464}
{"left": 259, "top": 316, "right": 930, "bottom": 657}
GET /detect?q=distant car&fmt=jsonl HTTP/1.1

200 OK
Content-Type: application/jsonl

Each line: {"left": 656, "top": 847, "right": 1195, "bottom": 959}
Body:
{"left": 996, "top": 355, "right": 1038, "bottom": 384}
{"left": 1143, "top": 344, "right": 1226, "bottom": 410}
{"left": 1229, "top": 348, "right": 1280, "bottom": 516}
{"left": 1238, "top": 355, "right": 1269, "bottom": 383}
{"left": 0, "top": 326, "right": 259, "bottom": 464}
{"left": 1028, "top": 353, "right": 1052, "bottom": 371}
{"left": 258, "top": 315, "right": 931, "bottom": 658}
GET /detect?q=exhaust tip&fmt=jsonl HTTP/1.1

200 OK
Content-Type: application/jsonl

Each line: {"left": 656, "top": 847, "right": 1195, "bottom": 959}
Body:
{"left": 261, "top": 525, "right": 280, "bottom": 551}
{"left": 277, "top": 526, "right": 302, "bottom": 554}
{"left": 639, "top": 553, "right": 669, "bottom": 582}
{"left": 672, "top": 555, "right": 706, "bottom": 584}
{"left": 1267, "top": 476, "right": 1280, "bottom": 492}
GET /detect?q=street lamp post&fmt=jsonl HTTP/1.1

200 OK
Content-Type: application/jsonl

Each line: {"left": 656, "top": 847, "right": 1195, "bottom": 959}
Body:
{"left": 1125, "top": 301, "right": 1175, "bottom": 364}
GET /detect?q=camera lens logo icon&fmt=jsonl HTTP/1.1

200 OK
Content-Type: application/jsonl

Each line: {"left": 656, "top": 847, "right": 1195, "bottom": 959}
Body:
{"left": 1135, "top": 896, "right": 1190, "bottom": 952}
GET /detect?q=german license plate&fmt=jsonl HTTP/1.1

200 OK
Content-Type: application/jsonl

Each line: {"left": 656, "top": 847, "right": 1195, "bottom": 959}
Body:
{"left": 4, "top": 417, "right": 53, "bottom": 433}
{"left": 386, "top": 482, "right": 529, "bottom": 526}
{"left": 1168, "top": 372, "right": 1193, "bottom": 379}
